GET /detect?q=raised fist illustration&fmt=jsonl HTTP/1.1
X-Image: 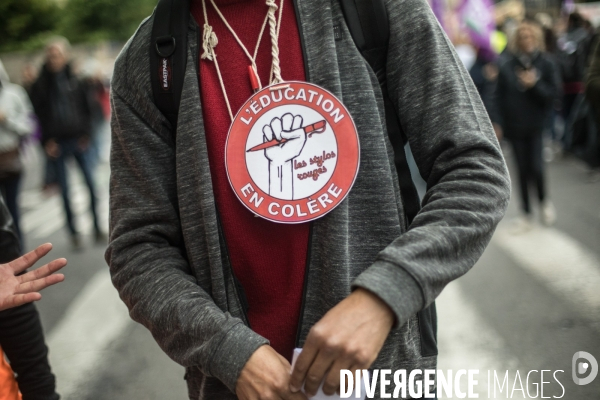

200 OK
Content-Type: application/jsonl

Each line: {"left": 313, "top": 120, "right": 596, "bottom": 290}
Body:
{"left": 262, "top": 113, "right": 307, "bottom": 200}
{"left": 263, "top": 113, "right": 307, "bottom": 164}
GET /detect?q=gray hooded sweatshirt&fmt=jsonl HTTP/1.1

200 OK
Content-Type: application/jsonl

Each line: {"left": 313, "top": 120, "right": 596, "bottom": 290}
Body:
{"left": 106, "top": 0, "right": 511, "bottom": 398}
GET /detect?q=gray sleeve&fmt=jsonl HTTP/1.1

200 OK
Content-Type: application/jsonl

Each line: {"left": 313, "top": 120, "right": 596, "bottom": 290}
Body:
{"left": 352, "top": 0, "right": 511, "bottom": 326}
{"left": 106, "top": 88, "right": 268, "bottom": 393}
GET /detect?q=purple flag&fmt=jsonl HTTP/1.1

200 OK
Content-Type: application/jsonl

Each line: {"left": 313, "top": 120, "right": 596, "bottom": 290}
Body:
{"left": 458, "top": 0, "right": 495, "bottom": 50}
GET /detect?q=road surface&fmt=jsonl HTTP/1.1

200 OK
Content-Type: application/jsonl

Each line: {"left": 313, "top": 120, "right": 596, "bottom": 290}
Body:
{"left": 15, "top": 138, "right": 600, "bottom": 399}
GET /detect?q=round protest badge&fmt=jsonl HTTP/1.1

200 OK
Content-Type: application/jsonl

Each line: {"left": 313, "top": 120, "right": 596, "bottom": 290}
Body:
{"left": 225, "top": 81, "right": 360, "bottom": 224}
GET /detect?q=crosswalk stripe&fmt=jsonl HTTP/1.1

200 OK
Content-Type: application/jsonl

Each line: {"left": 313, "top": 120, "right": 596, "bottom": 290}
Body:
{"left": 20, "top": 195, "right": 62, "bottom": 234}
{"left": 494, "top": 223, "right": 600, "bottom": 331}
{"left": 437, "top": 282, "right": 523, "bottom": 399}
{"left": 31, "top": 187, "right": 91, "bottom": 238}
{"left": 20, "top": 169, "right": 109, "bottom": 238}
{"left": 47, "top": 269, "right": 132, "bottom": 399}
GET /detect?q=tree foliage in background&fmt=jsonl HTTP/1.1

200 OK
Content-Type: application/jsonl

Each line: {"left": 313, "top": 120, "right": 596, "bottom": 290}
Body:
{"left": 0, "top": 0, "right": 157, "bottom": 52}
{"left": 59, "top": 0, "right": 156, "bottom": 43}
{"left": 0, "top": 0, "right": 61, "bottom": 52}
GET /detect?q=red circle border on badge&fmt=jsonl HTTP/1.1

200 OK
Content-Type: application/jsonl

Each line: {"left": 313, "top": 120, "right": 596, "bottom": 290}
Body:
{"left": 225, "top": 81, "right": 360, "bottom": 224}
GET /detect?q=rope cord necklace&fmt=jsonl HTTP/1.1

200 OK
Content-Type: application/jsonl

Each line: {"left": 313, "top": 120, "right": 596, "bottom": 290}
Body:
{"left": 200, "top": 0, "right": 285, "bottom": 121}
{"left": 217, "top": 1, "right": 362, "bottom": 224}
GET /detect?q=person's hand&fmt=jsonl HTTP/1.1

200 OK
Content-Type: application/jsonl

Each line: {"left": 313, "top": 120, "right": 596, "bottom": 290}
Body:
{"left": 0, "top": 243, "right": 66, "bottom": 311}
{"left": 290, "top": 288, "right": 394, "bottom": 397}
{"left": 263, "top": 113, "right": 307, "bottom": 165}
{"left": 44, "top": 139, "right": 60, "bottom": 159}
{"left": 517, "top": 68, "right": 538, "bottom": 89}
{"left": 236, "top": 345, "right": 308, "bottom": 400}
{"left": 483, "top": 63, "right": 498, "bottom": 82}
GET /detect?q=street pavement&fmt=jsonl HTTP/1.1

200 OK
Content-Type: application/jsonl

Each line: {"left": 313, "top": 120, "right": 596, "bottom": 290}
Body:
{"left": 15, "top": 138, "right": 600, "bottom": 399}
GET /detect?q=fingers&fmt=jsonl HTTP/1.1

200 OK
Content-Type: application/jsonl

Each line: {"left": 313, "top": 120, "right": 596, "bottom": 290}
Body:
{"left": 281, "top": 113, "right": 294, "bottom": 131}
{"left": 1, "top": 292, "right": 42, "bottom": 311}
{"left": 7, "top": 243, "right": 53, "bottom": 274}
{"left": 290, "top": 338, "right": 319, "bottom": 392}
{"left": 237, "top": 345, "right": 308, "bottom": 400}
{"left": 322, "top": 359, "right": 352, "bottom": 396}
{"left": 292, "top": 115, "right": 303, "bottom": 130}
{"left": 280, "top": 129, "right": 303, "bottom": 140}
{"left": 282, "top": 389, "right": 309, "bottom": 400}
{"left": 18, "top": 258, "right": 67, "bottom": 284}
{"left": 281, "top": 115, "right": 305, "bottom": 140}
{"left": 271, "top": 117, "right": 283, "bottom": 141}
{"left": 263, "top": 125, "right": 275, "bottom": 142}
{"left": 303, "top": 349, "right": 336, "bottom": 397}
{"left": 16, "top": 273, "right": 65, "bottom": 295}
{"left": 276, "top": 357, "right": 308, "bottom": 400}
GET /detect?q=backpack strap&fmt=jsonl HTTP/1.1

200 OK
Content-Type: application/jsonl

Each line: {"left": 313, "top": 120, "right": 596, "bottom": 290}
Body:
{"left": 339, "top": 0, "right": 421, "bottom": 224}
{"left": 150, "top": 0, "right": 190, "bottom": 131}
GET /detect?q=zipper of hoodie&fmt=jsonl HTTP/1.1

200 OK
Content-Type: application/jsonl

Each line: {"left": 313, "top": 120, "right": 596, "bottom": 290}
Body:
{"left": 294, "top": 222, "right": 312, "bottom": 347}
{"left": 292, "top": 0, "right": 312, "bottom": 348}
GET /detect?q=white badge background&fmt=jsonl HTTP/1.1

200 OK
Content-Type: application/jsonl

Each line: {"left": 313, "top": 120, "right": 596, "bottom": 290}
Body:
{"left": 245, "top": 104, "right": 338, "bottom": 200}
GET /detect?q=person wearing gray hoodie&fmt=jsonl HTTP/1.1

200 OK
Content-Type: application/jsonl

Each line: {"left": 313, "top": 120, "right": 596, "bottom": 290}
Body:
{"left": 106, "top": 0, "right": 511, "bottom": 399}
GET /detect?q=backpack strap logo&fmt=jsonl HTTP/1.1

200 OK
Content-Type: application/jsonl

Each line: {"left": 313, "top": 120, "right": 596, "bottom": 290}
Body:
{"left": 159, "top": 57, "right": 172, "bottom": 92}
{"left": 155, "top": 35, "right": 176, "bottom": 93}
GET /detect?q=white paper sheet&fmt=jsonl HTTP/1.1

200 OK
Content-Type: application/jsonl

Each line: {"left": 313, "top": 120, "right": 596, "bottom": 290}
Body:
{"left": 291, "top": 348, "right": 367, "bottom": 400}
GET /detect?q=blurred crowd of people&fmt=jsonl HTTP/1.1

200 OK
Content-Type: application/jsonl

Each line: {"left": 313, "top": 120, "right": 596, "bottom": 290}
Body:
{"left": 0, "top": 37, "right": 110, "bottom": 252}
{"left": 0, "top": 36, "right": 110, "bottom": 400}
{"left": 459, "top": 11, "right": 600, "bottom": 230}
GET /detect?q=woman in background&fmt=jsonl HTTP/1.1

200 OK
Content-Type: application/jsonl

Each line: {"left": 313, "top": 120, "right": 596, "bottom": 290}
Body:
{"left": 492, "top": 20, "right": 561, "bottom": 228}
{"left": 585, "top": 41, "right": 600, "bottom": 174}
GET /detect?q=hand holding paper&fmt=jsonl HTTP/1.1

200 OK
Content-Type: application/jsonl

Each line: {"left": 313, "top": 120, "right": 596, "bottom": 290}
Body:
{"left": 291, "top": 349, "right": 367, "bottom": 400}
{"left": 289, "top": 288, "right": 394, "bottom": 397}
{"left": 236, "top": 345, "right": 308, "bottom": 400}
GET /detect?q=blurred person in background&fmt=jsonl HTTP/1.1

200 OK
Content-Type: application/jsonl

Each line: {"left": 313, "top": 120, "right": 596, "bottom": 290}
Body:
{"left": 80, "top": 64, "right": 110, "bottom": 170}
{"left": 19, "top": 65, "right": 43, "bottom": 155}
{"left": 585, "top": 41, "right": 600, "bottom": 175}
{"left": 0, "top": 196, "right": 66, "bottom": 400}
{"left": 536, "top": 13, "right": 557, "bottom": 55}
{"left": 535, "top": 13, "right": 563, "bottom": 158}
{"left": 19, "top": 64, "right": 38, "bottom": 96}
{"left": 0, "top": 60, "right": 35, "bottom": 249}
{"left": 557, "top": 12, "right": 593, "bottom": 148}
{"left": 559, "top": 13, "right": 598, "bottom": 167}
{"left": 454, "top": 34, "right": 477, "bottom": 72}
{"left": 29, "top": 37, "right": 105, "bottom": 250}
{"left": 469, "top": 47, "right": 498, "bottom": 122}
{"left": 492, "top": 20, "right": 560, "bottom": 229}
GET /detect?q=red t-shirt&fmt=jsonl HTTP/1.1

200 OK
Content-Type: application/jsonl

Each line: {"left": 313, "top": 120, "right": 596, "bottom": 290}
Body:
{"left": 190, "top": 0, "right": 309, "bottom": 360}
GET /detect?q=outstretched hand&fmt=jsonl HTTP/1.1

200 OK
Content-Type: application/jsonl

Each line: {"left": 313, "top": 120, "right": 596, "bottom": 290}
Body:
{"left": 0, "top": 243, "right": 66, "bottom": 310}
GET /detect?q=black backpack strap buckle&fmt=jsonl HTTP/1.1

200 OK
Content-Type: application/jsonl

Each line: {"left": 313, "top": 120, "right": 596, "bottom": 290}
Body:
{"left": 156, "top": 35, "right": 177, "bottom": 57}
